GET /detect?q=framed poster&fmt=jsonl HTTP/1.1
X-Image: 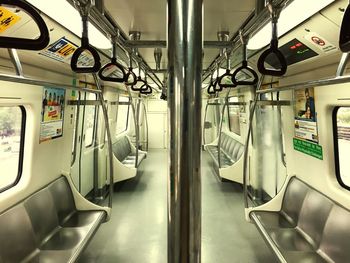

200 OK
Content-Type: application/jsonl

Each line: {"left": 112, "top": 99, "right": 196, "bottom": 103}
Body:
{"left": 294, "top": 87, "right": 318, "bottom": 143}
{"left": 40, "top": 87, "right": 65, "bottom": 143}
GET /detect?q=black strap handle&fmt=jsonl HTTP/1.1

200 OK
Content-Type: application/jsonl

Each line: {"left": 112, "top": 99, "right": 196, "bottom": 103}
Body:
{"left": 207, "top": 70, "right": 218, "bottom": 94}
{"left": 257, "top": 3, "right": 287, "bottom": 77}
{"left": 71, "top": 13, "right": 101, "bottom": 73}
{"left": 125, "top": 67, "right": 137, "bottom": 86}
{"left": 257, "top": 39, "right": 287, "bottom": 76}
{"left": 339, "top": 4, "right": 350, "bottom": 52}
{"left": 140, "top": 85, "right": 152, "bottom": 94}
{"left": 131, "top": 76, "right": 148, "bottom": 91}
{"left": 217, "top": 69, "right": 236, "bottom": 89}
{"left": 232, "top": 35, "right": 259, "bottom": 86}
{"left": 0, "top": 0, "right": 49, "bottom": 50}
{"left": 98, "top": 38, "right": 126, "bottom": 82}
{"left": 232, "top": 61, "right": 259, "bottom": 85}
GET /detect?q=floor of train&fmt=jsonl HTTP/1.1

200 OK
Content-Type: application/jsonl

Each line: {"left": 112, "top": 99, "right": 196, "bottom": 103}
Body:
{"left": 79, "top": 149, "right": 277, "bottom": 263}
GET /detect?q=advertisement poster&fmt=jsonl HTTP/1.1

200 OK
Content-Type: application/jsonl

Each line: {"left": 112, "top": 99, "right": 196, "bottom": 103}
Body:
{"left": 40, "top": 87, "right": 65, "bottom": 143}
{"left": 39, "top": 37, "right": 94, "bottom": 66}
{"left": 294, "top": 87, "right": 318, "bottom": 143}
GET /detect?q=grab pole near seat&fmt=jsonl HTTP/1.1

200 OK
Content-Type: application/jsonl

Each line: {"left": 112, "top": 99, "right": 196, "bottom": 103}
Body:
{"left": 168, "top": 0, "right": 202, "bottom": 261}
{"left": 92, "top": 73, "right": 114, "bottom": 209}
{"left": 217, "top": 89, "right": 231, "bottom": 168}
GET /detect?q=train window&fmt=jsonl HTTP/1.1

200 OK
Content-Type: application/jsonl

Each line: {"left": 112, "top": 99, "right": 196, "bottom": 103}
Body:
{"left": 333, "top": 107, "right": 350, "bottom": 189}
{"left": 85, "top": 93, "right": 97, "bottom": 147}
{"left": 228, "top": 97, "right": 241, "bottom": 136}
{"left": 0, "top": 106, "right": 25, "bottom": 192}
{"left": 116, "top": 96, "right": 130, "bottom": 135}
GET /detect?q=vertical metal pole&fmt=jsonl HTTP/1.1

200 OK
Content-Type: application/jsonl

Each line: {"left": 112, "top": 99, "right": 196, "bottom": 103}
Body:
{"left": 8, "top": 49, "right": 23, "bottom": 77}
{"left": 167, "top": 0, "right": 203, "bottom": 262}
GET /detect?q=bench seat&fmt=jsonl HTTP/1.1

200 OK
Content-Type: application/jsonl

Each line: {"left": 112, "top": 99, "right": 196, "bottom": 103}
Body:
{"left": 0, "top": 177, "right": 105, "bottom": 263}
{"left": 112, "top": 136, "right": 146, "bottom": 168}
{"left": 250, "top": 177, "right": 350, "bottom": 263}
{"left": 206, "top": 132, "right": 244, "bottom": 168}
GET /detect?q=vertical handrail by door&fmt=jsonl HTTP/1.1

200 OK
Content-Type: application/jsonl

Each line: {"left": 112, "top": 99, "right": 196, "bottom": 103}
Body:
{"left": 167, "top": 0, "right": 203, "bottom": 262}
{"left": 126, "top": 86, "right": 139, "bottom": 168}
{"left": 136, "top": 98, "right": 141, "bottom": 152}
{"left": 92, "top": 74, "right": 114, "bottom": 209}
{"left": 217, "top": 89, "right": 231, "bottom": 168}
{"left": 243, "top": 76, "right": 265, "bottom": 209}
{"left": 202, "top": 102, "right": 209, "bottom": 146}
{"left": 142, "top": 101, "right": 149, "bottom": 152}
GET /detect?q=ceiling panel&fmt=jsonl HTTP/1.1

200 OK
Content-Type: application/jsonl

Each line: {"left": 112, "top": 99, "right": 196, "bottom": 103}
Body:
{"left": 105, "top": 0, "right": 255, "bottom": 75}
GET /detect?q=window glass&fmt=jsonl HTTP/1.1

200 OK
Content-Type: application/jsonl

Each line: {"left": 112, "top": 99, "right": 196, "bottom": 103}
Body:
{"left": 85, "top": 93, "right": 97, "bottom": 147}
{"left": 0, "top": 106, "right": 25, "bottom": 191}
{"left": 228, "top": 97, "right": 241, "bottom": 135}
{"left": 334, "top": 107, "right": 350, "bottom": 188}
{"left": 116, "top": 96, "right": 130, "bottom": 135}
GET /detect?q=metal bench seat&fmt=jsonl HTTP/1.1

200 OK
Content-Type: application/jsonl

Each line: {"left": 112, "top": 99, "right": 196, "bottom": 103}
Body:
{"left": 206, "top": 132, "right": 244, "bottom": 168}
{"left": 250, "top": 177, "right": 350, "bottom": 263}
{"left": 112, "top": 136, "right": 146, "bottom": 168}
{"left": 0, "top": 177, "right": 106, "bottom": 263}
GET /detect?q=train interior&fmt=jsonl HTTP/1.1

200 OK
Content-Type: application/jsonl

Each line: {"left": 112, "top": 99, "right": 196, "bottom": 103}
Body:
{"left": 1, "top": 0, "right": 350, "bottom": 262}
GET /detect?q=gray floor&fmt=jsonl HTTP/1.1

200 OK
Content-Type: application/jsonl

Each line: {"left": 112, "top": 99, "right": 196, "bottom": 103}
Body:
{"left": 79, "top": 149, "right": 277, "bottom": 263}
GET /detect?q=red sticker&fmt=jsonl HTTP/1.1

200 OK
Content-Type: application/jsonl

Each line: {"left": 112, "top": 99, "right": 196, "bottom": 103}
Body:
{"left": 311, "top": 36, "right": 325, "bottom": 46}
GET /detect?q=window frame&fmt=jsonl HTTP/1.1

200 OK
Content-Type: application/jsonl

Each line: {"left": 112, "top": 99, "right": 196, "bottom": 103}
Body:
{"left": 0, "top": 106, "right": 26, "bottom": 193}
{"left": 84, "top": 93, "right": 98, "bottom": 148}
{"left": 332, "top": 106, "right": 350, "bottom": 191}
{"left": 115, "top": 96, "right": 130, "bottom": 135}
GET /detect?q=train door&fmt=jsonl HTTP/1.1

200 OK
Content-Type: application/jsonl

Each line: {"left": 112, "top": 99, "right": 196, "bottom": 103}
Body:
{"left": 70, "top": 92, "right": 98, "bottom": 197}
{"left": 147, "top": 99, "right": 168, "bottom": 149}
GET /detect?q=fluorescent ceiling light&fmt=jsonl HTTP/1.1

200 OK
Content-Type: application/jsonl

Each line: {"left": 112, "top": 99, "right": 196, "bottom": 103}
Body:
{"left": 247, "top": 0, "right": 335, "bottom": 50}
{"left": 27, "top": 0, "right": 112, "bottom": 49}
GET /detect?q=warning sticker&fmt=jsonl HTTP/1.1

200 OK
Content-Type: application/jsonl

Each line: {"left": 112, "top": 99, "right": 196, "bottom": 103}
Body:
{"left": 304, "top": 32, "right": 337, "bottom": 54}
{"left": 0, "top": 7, "right": 21, "bottom": 33}
{"left": 39, "top": 37, "right": 94, "bottom": 66}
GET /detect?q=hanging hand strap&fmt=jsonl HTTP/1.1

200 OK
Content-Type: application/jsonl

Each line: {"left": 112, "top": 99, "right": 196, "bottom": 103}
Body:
{"left": 125, "top": 52, "right": 137, "bottom": 86}
{"left": 339, "top": 4, "right": 350, "bottom": 52}
{"left": 257, "top": 2, "right": 287, "bottom": 77}
{"left": 232, "top": 31, "right": 258, "bottom": 85}
{"left": 207, "top": 70, "right": 217, "bottom": 94}
{"left": 98, "top": 34, "right": 126, "bottom": 82}
{"left": 217, "top": 53, "right": 236, "bottom": 89}
{"left": 0, "top": 0, "right": 49, "bottom": 50}
{"left": 71, "top": 1, "right": 101, "bottom": 73}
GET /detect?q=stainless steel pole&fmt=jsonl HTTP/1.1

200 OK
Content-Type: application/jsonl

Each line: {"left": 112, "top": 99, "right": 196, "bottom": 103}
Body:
{"left": 167, "top": 0, "right": 203, "bottom": 262}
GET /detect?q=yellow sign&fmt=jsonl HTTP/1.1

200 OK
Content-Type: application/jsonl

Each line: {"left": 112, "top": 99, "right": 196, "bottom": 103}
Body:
{"left": 0, "top": 7, "right": 21, "bottom": 33}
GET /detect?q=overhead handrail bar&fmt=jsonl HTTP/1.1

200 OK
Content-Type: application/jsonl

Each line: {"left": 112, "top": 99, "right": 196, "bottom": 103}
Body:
{"left": 256, "top": 75, "right": 350, "bottom": 94}
{"left": 92, "top": 73, "right": 114, "bottom": 209}
{"left": 243, "top": 75, "right": 265, "bottom": 209}
{"left": 125, "top": 52, "right": 137, "bottom": 86}
{"left": 0, "top": 73, "right": 102, "bottom": 93}
{"left": 0, "top": 0, "right": 49, "bottom": 50}
{"left": 339, "top": 3, "right": 350, "bottom": 52}
{"left": 336, "top": 53, "right": 350, "bottom": 77}
{"left": 98, "top": 33, "right": 126, "bottom": 82}
{"left": 232, "top": 31, "right": 258, "bottom": 86}
{"left": 8, "top": 49, "right": 23, "bottom": 77}
{"left": 71, "top": 0, "right": 101, "bottom": 73}
{"left": 257, "top": 1, "right": 287, "bottom": 76}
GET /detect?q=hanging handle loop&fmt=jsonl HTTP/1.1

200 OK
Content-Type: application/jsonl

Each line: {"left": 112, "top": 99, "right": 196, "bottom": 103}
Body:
{"left": 207, "top": 70, "right": 217, "bottom": 95}
{"left": 125, "top": 52, "right": 137, "bottom": 86}
{"left": 98, "top": 34, "right": 127, "bottom": 82}
{"left": 217, "top": 52, "right": 236, "bottom": 89}
{"left": 257, "top": 2, "right": 287, "bottom": 77}
{"left": 0, "top": 0, "right": 50, "bottom": 50}
{"left": 232, "top": 31, "right": 259, "bottom": 85}
{"left": 131, "top": 63, "right": 149, "bottom": 91}
{"left": 71, "top": 1, "right": 101, "bottom": 73}
{"left": 339, "top": 4, "right": 350, "bottom": 52}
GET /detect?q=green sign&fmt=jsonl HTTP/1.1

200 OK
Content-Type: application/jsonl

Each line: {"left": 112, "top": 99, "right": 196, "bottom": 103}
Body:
{"left": 293, "top": 138, "right": 323, "bottom": 160}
